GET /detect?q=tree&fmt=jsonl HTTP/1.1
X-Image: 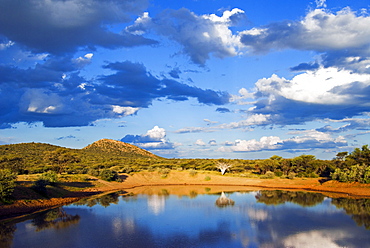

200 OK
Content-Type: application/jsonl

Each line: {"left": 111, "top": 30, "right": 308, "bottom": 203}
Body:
{"left": 291, "top": 155, "right": 316, "bottom": 176}
{"left": 99, "top": 169, "right": 118, "bottom": 181}
{"left": 0, "top": 169, "right": 17, "bottom": 202}
{"left": 216, "top": 162, "right": 232, "bottom": 175}
{"left": 348, "top": 145, "right": 370, "bottom": 165}
{"left": 256, "top": 159, "right": 279, "bottom": 175}
{"left": 335, "top": 152, "right": 348, "bottom": 161}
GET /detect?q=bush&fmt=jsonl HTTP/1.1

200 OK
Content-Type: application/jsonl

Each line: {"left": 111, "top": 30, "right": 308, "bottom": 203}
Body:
{"left": 0, "top": 169, "right": 17, "bottom": 202}
{"left": 99, "top": 169, "right": 118, "bottom": 181}
{"left": 189, "top": 169, "right": 197, "bottom": 176}
{"left": 204, "top": 176, "right": 211, "bottom": 181}
{"left": 331, "top": 165, "right": 370, "bottom": 183}
{"left": 274, "top": 170, "right": 283, "bottom": 177}
{"left": 307, "top": 172, "right": 319, "bottom": 178}
{"left": 159, "top": 168, "right": 171, "bottom": 175}
{"left": 121, "top": 166, "right": 134, "bottom": 174}
{"left": 261, "top": 171, "right": 275, "bottom": 179}
{"left": 38, "top": 171, "right": 58, "bottom": 185}
{"left": 287, "top": 172, "right": 296, "bottom": 179}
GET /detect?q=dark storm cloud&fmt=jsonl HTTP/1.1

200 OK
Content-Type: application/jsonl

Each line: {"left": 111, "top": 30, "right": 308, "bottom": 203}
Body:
{"left": 169, "top": 67, "right": 182, "bottom": 79}
{"left": 250, "top": 95, "right": 370, "bottom": 126}
{"left": 160, "top": 79, "right": 230, "bottom": 105}
{"left": 97, "top": 61, "right": 231, "bottom": 107}
{"left": 216, "top": 107, "right": 230, "bottom": 113}
{"left": 0, "top": 55, "right": 88, "bottom": 88}
{"left": 121, "top": 134, "right": 160, "bottom": 143}
{"left": 290, "top": 62, "right": 320, "bottom": 71}
{"left": 0, "top": 59, "right": 231, "bottom": 128}
{"left": 0, "top": 0, "right": 156, "bottom": 54}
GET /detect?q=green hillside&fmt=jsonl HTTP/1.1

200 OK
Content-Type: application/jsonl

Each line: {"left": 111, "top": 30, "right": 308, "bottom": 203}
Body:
{"left": 0, "top": 139, "right": 369, "bottom": 185}
{"left": 0, "top": 139, "right": 161, "bottom": 174}
{"left": 83, "top": 139, "right": 159, "bottom": 159}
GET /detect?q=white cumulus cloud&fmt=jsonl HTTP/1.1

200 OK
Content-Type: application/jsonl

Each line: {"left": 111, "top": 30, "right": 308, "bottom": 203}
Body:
{"left": 240, "top": 7, "right": 370, "bottom": 54}
{"left": 112, "top": 106, "right": 140, "bottom": 116}
{"left": 219, "top": 130, "right": 347, "bottom": 152}
{"left": 195, "top": 139, "right": 206, "bottom": 146}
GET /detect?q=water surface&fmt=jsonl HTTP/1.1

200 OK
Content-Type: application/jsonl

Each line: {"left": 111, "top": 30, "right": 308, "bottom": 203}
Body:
{"left": 2, "top": 187, "right": 370, "bottom": 248}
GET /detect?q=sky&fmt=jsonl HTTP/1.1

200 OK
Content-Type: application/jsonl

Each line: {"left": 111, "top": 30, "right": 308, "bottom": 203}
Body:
{"left": 1, "top": 0, "right": 370, "bottom": 160}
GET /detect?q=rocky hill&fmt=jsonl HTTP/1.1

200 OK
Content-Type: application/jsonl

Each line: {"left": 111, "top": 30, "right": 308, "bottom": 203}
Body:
{"left": 83, "top": 139, "right": 159, "bottom": 159}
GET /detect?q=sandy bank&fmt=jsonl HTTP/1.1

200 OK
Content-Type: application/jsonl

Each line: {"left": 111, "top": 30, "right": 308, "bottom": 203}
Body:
{"left": 1, "top": 171, "right": 370, "bottom": 221}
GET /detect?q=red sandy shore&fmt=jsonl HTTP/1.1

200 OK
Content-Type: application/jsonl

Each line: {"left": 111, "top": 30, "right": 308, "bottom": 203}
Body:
{"left": 1, "top": 171, "right": 370, "bottom": 221}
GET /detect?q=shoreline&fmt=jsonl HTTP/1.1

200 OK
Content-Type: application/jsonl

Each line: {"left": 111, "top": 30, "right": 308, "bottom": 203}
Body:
{"left": 1, "top": 171, "right": 370, "bottom": 221}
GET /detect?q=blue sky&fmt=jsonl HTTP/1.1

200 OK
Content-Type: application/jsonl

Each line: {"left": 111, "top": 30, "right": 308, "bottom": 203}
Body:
{"left": 1, "top": 0, "right": 370, "bottom": 159}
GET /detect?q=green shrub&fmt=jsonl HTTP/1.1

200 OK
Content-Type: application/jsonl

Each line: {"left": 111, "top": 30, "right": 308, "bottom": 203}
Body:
{"left": 287, "top": 172, "right": 296, "bottom": 179}
{"left": 110, "top": 165, "right": 134, "bottom": 174}
{"left": 331, "top": 165, "right": 370, "bottom": 183}
{"left": 363, "top": 167, "right": 370, "bottom": 183}
{"left": 38, "top": 171, "right": 58, "bottom": 185}
{"left": 0, "top": 169, "right": 17, "bottom": 202}
{"left": 159, "top": 168, "right": 171, "bottom": 175}
{"left": 204, "top": 176, "right": 211, "bottom": 181}
{"left": 99, "top": 169, "right": 118, "bottom": 181}
{"left": 261, "top": 171, "right": 275, "bottom": 179}
{"left": 307, "top": 172, "right": 319, "bottom": 178}
{"left": 274, "top": 170, "right": 283, "bottom": 177}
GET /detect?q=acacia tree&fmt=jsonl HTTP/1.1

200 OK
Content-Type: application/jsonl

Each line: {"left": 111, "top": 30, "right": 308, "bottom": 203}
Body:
{"left": 216, "top": 162, "right": 232, "bottom": 175}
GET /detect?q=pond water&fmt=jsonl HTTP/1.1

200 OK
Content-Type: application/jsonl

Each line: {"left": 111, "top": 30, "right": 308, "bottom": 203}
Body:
{"left": 2, "top": 187, "right": 370, "bottom": 248}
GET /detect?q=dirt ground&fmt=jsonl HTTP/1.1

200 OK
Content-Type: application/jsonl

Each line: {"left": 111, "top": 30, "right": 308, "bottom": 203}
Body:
{"left": 1, "top": 171, "right": 370, "bottom": 220}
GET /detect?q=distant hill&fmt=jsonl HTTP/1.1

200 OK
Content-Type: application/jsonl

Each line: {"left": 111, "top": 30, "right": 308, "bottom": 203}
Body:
{"left": 83, "top": 139, "right": 160, "bottom": 159}
{"left": 0, "top": 142, "right": 74, "bottom": 172}
{"left": 0, "top": 142, "right": 65, "bottom": 159}
{"left": 0, "top": 140, "right": 160, "bottom": 174}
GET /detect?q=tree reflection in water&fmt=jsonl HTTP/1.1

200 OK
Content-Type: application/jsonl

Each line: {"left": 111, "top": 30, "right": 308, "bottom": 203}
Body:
{"left": 74, "top": 191, "right": 121, "bottom": 208}
{"left": 255, "top": 190, "right": 325, "bottom": 207}
{"left": 0, "top": 222, "right": 16, "bottom": 248}
{"left": 332, "top": 198, "right": 370, "bottom": 229}
{"left": 255, "top": 190, "right": 370, "bottom": 230}
{"left": 215, "top": 192, "right": 235, "bottom": 208}
{"left": 31, "top": 207, "right": 80, "bottom": 232}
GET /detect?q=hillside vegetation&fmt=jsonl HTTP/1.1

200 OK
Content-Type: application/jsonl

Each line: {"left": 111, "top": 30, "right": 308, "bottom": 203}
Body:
{"left": 0, "top": 139, "right": 369, "bottom": 191}
{"left": 83, "top": 139, "right": 159, "bottom": 159}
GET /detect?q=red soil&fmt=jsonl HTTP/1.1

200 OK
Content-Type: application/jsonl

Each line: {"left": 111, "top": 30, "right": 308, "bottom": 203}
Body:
{"left": 1, "top": 171, "right": 370, "bottom": 220}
